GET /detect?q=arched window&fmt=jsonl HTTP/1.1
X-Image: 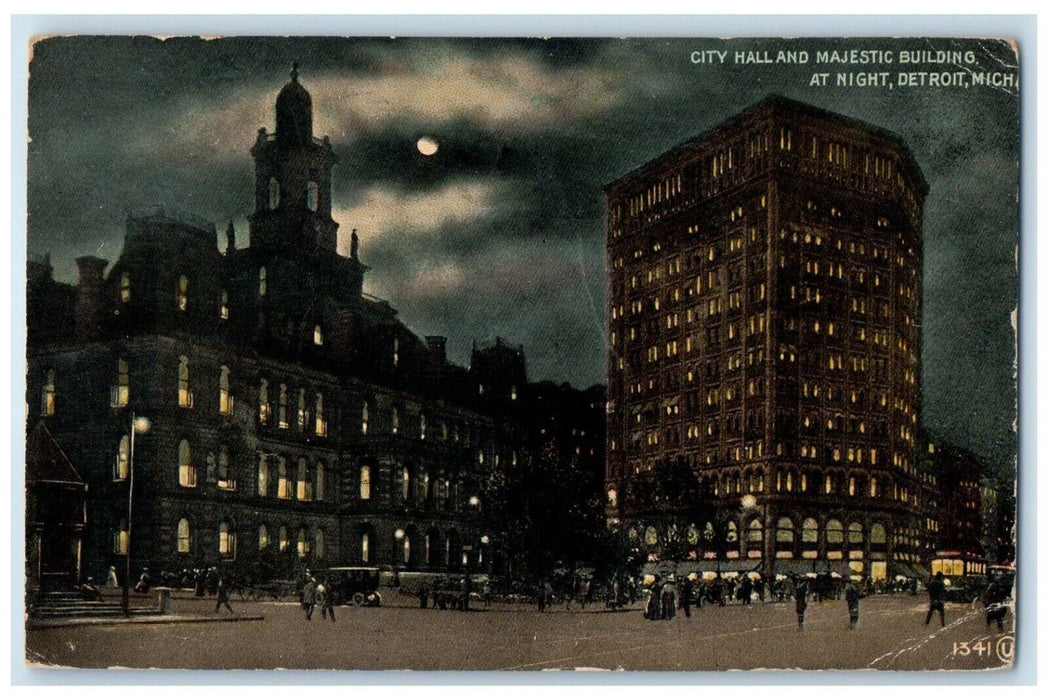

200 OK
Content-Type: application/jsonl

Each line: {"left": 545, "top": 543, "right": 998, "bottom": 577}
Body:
{"left": 297, "top": 458, "right": 312, "bottom": 501}
{"left": 278, "top": 526, "right": 289, "bottom": 551}
{"left": 848, "top": 522, "right": 864, "bottom": 545}
{"left": 177, "top": 275, "right": 189, "bottom": 311}
{"left": 307, "top": 181, "right": 319, "bottom": 211}
{"left": 420, "top": 414, "right": 427, "bottom": 441}
{"left": 297, "top": 527, "right": 311, "bottom": 559}
{"left": 726, "top": 521, "right": 739, "bottom": 544}
{"left": 315, "top": 529, "right": 325, "bottom": 558}
{"left": 112, "top": 359, "right": 130, "bottom": 408}
{"left": 219, "top": 521, "right": 236, "bottom": 559}
{"left": 258, "top": 524, "right": 270, "bottom": 549}
{"left": 360, "top": 465, "right": 372, "bottom": 500}
{"left": 802, "top": 518, "right": 819, "bottom": 544}
{"left": 278, "top": 383, "right": 288, "bottom": 429}
{"left": 644, "top": 526, "right": 659, "bottom": 546}
{"left": 402, "top": 533, "right": 411, "bottom": 564}
{"left": 41, "top": 369, "right": 56, "bottom": 416}
{"left": 178, "top": 356, "right": 193, "bottom": 408}
{"left": 315, "top": 462, "right": 325, "bottom": 501}
{"left": 392, "top": 406, "right": 400, "bottom": 435}
{"left": 178, "top": 439, "right": 196, "bottom": 487}
{"left": 313, "top": 324, "right": 324, "bottom": 346}
{"left": 422, "top": 471, "right": 430, "bottom": 501}
{"left": 402, "top": 467, "right": 411, "bottom": 501}
{"left": 257, "top": 454, "right": 269, "bottom": 496}
{"left": 219, "top": 290, "right": 229, "bottom": 320}
{"left": 870, "top": 522, "right": 887, "bottom": 545}
{"left": 268, "top": 177, "right": 280, "bottom": 210}
{"left": 258, "top": 266, "right": 268, "bottom": 297}
{"left": 177, "top": 518, "right": 191, "bottom": 554}
{"left": 746, "top": 518, "right": 763, "bottom": 545}
{"left": 314, "top": 393, "right": 326, "bottom": 436}
{"left": 217, "top": 444, "right": 234, "bottom": 490}
{"left": 296, "top": 389, "right": 307, "bottom": 431}
{"left": 114, "top": 435, "right": 130, "bottom": 480}
{"left": 277, "top": 458, "right": 291, "bottom": 499}
{"left": 361, "top": 532, "right": 370, "bottom": 563}
{"left": 826, "top": 519, "right": 844, "bottom": 546}
{"left": 776, "top": 517, "right": 795, "bottom": 544}
{"left": 361, "top": 402, "right": 369, "bottom": 435}
{"left": 219, "top": 366, "right": 233, "bottom": 415}
{"left": 258, "top": 379, "right": 270, "bottom": 425}
{"left": 114, "top": 518, "right": 129, "bottom": 554}
{"left": 120, "top": 272, "right": 131, "bottom": 303}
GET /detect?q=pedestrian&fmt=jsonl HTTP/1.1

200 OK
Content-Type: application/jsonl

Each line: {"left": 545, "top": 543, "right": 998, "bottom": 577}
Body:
{"left": 194, "top": 568, "right": 206, "bottom": 597}
{"left": 845, "top": 579, "right": 864, "bottom": 629}
{"left": 794, "top": 577, "right": 809, "bottom": 630}
{"left": 645, "top": 576, "right": 661, "bottom": 620}
{"left": 106, "top": 565, "right": 119, "bottom": 589}
{"left": 302, "top": 576, "right": 317, "bottom": 620}
{"left": 924, "top": 572, "right": 946, "bottom": 627}
{"left": 317, "top": 580, "right": 336, "bottom": 622}
{"left": 660, "top": 575, "right": 677, "bottom": 620}
{"left": 418, "top": 583, "right": 429, "bottom": 609}
{"left": 739, "top": 575, "right": 753, "bottom": 605}
{"left": 982, "top": 576, "right": 1009, "bottom": 631}
{"left": 680, "top": 575, "right": 694, "bottom": 618}
{"left": 215, "top": 577, "right": 234, "bottom": 614}
{"left": 134, "top": 567, "right": 151, "bottom": 593}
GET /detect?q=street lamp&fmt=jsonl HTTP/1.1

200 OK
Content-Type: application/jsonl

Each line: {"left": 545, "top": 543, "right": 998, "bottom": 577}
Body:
{"left": 123, "top": 412, "right": 150, "bottom": 615}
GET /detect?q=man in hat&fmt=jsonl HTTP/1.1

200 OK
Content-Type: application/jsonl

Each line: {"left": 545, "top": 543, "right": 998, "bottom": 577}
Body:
{"left": 794, "top": 576, "right": 809, "bottom": 630}
{"left": 302, "top": 576, "right": 318, "bottom": 620}
{"left": 924, "top": 572, "right": 947, "bottom": 626}
{"left": 844, "top": 579, "right": 864, "bottom": 630}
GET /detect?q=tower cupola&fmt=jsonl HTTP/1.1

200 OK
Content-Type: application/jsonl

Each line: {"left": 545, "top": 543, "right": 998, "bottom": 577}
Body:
{"left": 275, "top": 63, "right": 313, "bottom": 148}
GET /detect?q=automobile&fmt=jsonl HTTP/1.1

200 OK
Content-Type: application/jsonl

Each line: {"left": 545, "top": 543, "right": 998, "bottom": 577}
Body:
{"left": 942, "top": 577, "right": 987, "bottom": 604}
{"left": 326, "top": 566, "right": 382, "bottom": 607}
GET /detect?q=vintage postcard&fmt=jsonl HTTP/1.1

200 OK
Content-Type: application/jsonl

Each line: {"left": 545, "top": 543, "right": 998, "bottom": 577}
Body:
{"left": 23, "top": 35, "right": 1020, "bottom": 672}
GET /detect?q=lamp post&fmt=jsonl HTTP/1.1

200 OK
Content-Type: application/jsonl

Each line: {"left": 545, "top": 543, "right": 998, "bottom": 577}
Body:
{"left": 123, "top": 412, "right": 150, "bottom": 615}
{"left": 741, "top": 493, "right": 773, "bottom": 590}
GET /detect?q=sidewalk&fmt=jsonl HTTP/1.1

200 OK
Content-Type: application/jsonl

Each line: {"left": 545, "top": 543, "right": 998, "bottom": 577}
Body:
{"left": 26, "top": 611, "right": 265, "bottom": 630}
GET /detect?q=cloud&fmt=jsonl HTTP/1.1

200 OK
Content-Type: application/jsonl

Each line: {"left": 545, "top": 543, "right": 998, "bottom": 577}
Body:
{"left": 334, "top": 179, "right": 507, "bottom": 254}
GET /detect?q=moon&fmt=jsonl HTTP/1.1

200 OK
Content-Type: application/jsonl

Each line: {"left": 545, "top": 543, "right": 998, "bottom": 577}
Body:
{"left": 417, "top": 136, "right": 439, "bottom": 156}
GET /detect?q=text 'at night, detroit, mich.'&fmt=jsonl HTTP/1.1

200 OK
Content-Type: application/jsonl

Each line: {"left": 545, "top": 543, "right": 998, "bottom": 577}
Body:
{"left": 690, "top": 48, "right": 1018, "bottom": 89}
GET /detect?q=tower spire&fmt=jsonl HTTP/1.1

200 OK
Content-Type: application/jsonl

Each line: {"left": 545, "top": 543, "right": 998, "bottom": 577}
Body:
{"left": 290, "top": 62, "right": 299, "bottom": 82}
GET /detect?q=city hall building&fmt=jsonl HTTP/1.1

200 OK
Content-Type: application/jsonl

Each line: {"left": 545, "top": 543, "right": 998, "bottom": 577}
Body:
{"left": 604, "top": 96, "right": 937, "bottom": 581}
{"left": 26, "top": 67, "right": 601, "bottom": 589}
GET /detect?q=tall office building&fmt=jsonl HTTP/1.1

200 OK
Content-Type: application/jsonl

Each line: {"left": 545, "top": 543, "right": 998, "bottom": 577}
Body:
{"left": 605, "top": 96, "right": 935, "bottom": 580}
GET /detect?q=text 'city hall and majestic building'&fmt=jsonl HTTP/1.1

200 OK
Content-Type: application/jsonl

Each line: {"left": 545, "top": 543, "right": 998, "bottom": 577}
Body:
{"left": 604, "top": 96, "right": 937, "bottom": 582}
{"left": 26, "top": 67, "right": 604, "bottom": 591}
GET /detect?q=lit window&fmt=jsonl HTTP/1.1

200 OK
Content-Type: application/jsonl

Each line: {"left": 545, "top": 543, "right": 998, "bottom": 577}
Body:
{"left": 178, "top": 439, "right": 196, "bottom": 487}
{"left": 219, "top": 290, "right": 229, "bottom": 320}
{"left": 297, "top": 389, "right": 307, "bottom": 431}
{"left": 258, "top": 267, "right": 267, "bottom": 297}
{"left": 217, "top": 445, "right": 234, "bottom": 490}
{"left": 111, "top": 359, "right": 130, "bottom": 408}
{"left": 278, "top": 384, "right": 288, "bottom": 428}
{"left": 297, "top": 528, "right": 311, "bottom": 559}
{"left": 177, "top": 518, "right": 191, "bottom": 554}
{"left": 360, "top": 465, "right": 372, "bottom": 500}
{"left": 177, "top": 275, "right": 189, "bottom": 311}
{"left": 120, "top": 272, "right": 131, "bottom": 303}
{"left": 393, "top": 337, "right": 399, "bottom": 367}
{"left": 114, "top": 519, "right": 129, "bottom": 555}
{"left": 402, "top": 467, "right": 411, "bottom": 501}
{"left": 419, "top": 414, "right": 426, "bottom": 440}
{"left": 257, "top": 454, "right": 269, "bottom": 496}
{"left": 41, "top": 369, "right": 56, "bottom": 416}
{"left": 313, "top": 324, "right": 324, "bottom": 346}
{"left": 392, "top": 407, "right": 399, "bottom": 434}
{"left": 258, "top": 379, "right": 270, "bottom": 425}
{"left": 258, "top": 524, "right": 270, "bottom": 549}
{"left": 114, "top": 435, "right": 130, "bottom": 480}
{"left": 219, "top": 366, "right": 233, "bottom": 416}
{"left": 361, "top": 533, "right": 370, "bottom": 563}
{"left": 219, "top": 521, "right": 236, "bottom": 559}
{"left": 177, "top": 356, "right": 193, "bottom": 408}
{"left": 279, "top": 526, "right": 289, "bottom": 552}
{"left": 361, "top": 401, "right": 369, "bottom": 435}
{"left": 314, "top": 393, "right": 327, "bottom": 436}
{"left": 297, "top": 458, "right": 312, "bottom": 501}
{"left": 277, "top": 458, "right": 291, "bottom": 499}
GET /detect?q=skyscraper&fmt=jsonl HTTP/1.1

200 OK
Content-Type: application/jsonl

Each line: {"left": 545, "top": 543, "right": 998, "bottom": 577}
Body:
{"left": 605, "top": 96, "right": 935, "bottom": 581}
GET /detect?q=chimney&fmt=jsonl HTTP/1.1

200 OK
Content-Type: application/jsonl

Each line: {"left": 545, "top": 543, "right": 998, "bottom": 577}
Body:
{"left": 426, "top": 336, "right": 447, "bottom": 365}
{"left": 75, "top": 256, "right": 109, "bottom": 343}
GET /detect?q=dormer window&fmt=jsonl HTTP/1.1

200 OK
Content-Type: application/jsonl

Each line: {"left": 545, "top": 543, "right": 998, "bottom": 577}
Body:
{"left": 268, "top": 178, "right": 280, "bottom": 210}
{"left": 120, "top": 272, "right": 131, "bottom": 303}
{"left": 393, "top": 337, "right": 399, "bottom": 367}
{"left": 220, "top": 290, "right": 229, "bottom": 320}
{"left": 307, "top": 181, "right": 319, "bottom": 211}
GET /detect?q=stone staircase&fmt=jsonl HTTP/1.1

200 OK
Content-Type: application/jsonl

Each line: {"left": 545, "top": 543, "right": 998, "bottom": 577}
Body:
{"left": 28, "top": 590, "right": 155, "bottom": 620}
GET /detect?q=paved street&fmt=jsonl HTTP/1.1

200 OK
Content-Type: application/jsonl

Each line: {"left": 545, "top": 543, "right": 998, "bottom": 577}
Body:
{"left": 24, "top": 592, "right": 1014, "bottom": 672}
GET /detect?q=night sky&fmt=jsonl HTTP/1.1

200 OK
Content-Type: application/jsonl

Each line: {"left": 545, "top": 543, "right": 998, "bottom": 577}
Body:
{"left": 25, "top": 36, "right": 1019, "bottom": 474}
